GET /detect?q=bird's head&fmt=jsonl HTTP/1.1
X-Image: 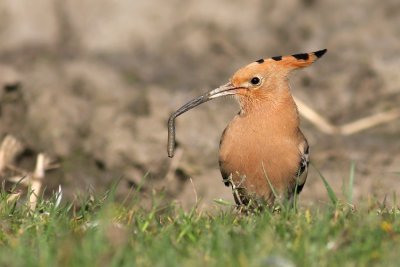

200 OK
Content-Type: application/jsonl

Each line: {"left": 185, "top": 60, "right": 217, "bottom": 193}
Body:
{"left": 206, "top": 49, "right": 327, "bottom": 110}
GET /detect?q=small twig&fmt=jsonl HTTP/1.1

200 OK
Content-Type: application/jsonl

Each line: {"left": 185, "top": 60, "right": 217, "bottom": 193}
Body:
{"left": 340, "top": 108, "right": 400, "bottom": 135}
{"left": 6, "top": 176, "right": 30, "bottom": 186}
{"left": 44, "top": 164, "right": 61, "bottom": 171}
{"left": 6, "top": 164, "right": 30, "bottom": 176}
{"left": 294, "top": 96, "right": 400, "bottom": 135}
{"left": 226, "top": 173, "right": 244, "bottom": 206}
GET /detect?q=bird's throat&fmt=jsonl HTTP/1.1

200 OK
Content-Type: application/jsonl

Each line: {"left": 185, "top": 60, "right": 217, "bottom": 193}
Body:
{"left": 237, "top": 88, "right": 299, "bottom": 125}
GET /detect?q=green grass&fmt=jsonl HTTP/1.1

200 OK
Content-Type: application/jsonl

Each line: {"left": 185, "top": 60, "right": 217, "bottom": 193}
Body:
{"left": 0, "top": 180, "right": 399, "bottom": 267}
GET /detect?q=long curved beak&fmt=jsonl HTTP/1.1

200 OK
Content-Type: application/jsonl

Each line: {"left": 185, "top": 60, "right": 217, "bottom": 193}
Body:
{"left": 167, "top": 82, "right": 239, "bottom": 157}
{"left": 207, "top": 82, "right": 240, "bottom": 99}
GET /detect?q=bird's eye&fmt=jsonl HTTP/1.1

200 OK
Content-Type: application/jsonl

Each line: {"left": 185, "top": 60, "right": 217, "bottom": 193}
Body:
{"left": 250, "top": 77, "right": 261, "bottom": 85}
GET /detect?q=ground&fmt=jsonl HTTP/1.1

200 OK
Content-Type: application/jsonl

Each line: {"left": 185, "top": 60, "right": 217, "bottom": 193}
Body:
{"left": 0, "top": 0, "right": 399, "bottom": 210}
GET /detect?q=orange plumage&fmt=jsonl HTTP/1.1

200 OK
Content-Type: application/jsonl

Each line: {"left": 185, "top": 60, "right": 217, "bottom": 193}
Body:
{"left": 168, "top": 49, "right": 327, "bottom": 207}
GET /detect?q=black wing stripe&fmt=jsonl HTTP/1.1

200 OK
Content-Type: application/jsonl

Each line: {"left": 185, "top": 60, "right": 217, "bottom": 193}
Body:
{"left": 295, "top": 143, "right": 309, "bottom": 194}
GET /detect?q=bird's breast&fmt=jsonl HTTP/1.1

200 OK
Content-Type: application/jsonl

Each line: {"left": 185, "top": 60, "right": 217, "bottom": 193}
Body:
{"left": 219, "top": 112, "right": 302, "bottom": 198}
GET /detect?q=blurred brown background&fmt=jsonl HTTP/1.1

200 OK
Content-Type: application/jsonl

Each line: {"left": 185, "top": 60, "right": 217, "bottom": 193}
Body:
{"left": 0, "top": 0, "right": 399, "bottom": 208}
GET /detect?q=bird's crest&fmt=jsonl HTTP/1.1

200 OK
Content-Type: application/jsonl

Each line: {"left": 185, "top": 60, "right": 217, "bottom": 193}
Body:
{"left": 254, "top": 49, "right": 327, "bottom": 73}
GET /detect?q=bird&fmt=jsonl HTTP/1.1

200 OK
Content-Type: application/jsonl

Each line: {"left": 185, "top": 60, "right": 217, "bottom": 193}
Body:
{"left": 167, "top": 49, "right": 327, "bottom": 208}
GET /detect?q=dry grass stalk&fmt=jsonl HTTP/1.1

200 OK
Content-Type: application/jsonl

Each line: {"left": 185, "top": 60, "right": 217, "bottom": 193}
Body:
{"left": 0, "top": 135, "right": 24, "bottom": 174}
{"left": 294, "top": 97, "right": 339, "bottom": 134}
{"left": 294, "top": 97, "right": 400, "bottom": 135}
{"left": 6, "top": 190, "right": 22, "bottom": 203}
{"left": 340, "top": 108, "right": 400, "bottom": 135}
{"left": 28, "top": 153, "right": 46, "bottom": 210}
{"left": 6, "top": 175, "right": 30, "bottom": 186}
{"left": 0, "top": 135, "right": 59, "bottom": 210}
{"left": 29, "top": 153, "right": 58, "bottom": 210}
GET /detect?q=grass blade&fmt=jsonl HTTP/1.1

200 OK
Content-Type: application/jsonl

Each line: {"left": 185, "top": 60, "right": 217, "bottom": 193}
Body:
{"left": 213, "top": 198, "right": 233, "bottom": 206}
{"left": 262, "top": 162, "right": 278, "bottom": 199}
{"left": 347, "top": 162, "right": 355, "bottom": 204}
{"left": 312, "top": 163, "right": 338, "bottom": 206}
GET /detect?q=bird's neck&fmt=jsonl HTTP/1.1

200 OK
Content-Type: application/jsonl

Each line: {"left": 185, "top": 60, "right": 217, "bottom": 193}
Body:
{"left": 237, "top": 85, "right": 300, "bottom": 132}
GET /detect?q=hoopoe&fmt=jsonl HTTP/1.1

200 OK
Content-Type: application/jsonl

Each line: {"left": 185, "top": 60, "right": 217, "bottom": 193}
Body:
{"left": 168, "top": 49, "right": 327, "bottom": 207}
